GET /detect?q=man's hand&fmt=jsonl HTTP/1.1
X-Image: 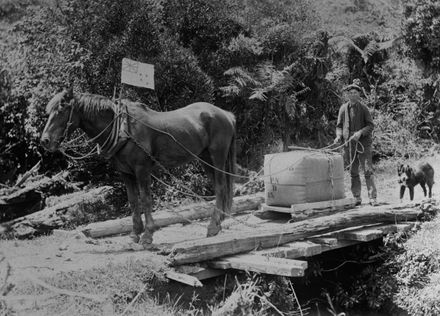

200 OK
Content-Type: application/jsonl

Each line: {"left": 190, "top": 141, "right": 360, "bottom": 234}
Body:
{"left": 333, "top": 136, "right": 342, "bottom": 144}
{"left": 350, "top": 131, "right": 362, "bottom": 141}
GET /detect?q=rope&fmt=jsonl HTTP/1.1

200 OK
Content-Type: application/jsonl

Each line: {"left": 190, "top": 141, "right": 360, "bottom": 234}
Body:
{"left": 126, "top": 113, "right": 251, "bottom": 179}
{"left": 59, "top": 112, "right": 124, "bottom": 160}
{"left": 125, "top": 130, "right": 260, "bottom": 229}
{"left": 54, "top": 102, "right": 264, "bottom": 228}
{"left": 54, "top": 99, "right": 369, "bottom": 230}
{"left": 57, "top": 99, "right": 365, "bottom": 206}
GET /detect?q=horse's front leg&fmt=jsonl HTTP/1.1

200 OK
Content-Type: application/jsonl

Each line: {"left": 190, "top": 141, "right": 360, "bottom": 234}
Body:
{"left": 121, "top": 173, "right": 142, "bottom": 243}
{"left": 136, "top": 169, "right": 158, "bottom": 247}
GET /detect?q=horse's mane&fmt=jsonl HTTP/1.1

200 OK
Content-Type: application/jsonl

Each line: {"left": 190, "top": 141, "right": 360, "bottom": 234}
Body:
{"left": 46, "top": 91, "right": 151, "bottom": 118}
{"left": 76, "top": 93, "right": 151, "bottom": 118}
{"left": 75, "top": 93, "right": 116, "bottom": 118}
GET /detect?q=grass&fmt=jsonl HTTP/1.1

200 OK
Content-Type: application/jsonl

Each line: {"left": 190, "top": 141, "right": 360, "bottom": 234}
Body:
{"left": 2, "top": 259, "right": 180, "bottom": 316}
{"left": 391, "top": 214, "right": 440, "bottom": 316}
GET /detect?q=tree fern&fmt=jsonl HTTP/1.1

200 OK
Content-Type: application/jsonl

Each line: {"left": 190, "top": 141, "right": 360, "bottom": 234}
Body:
{"left": 329, "top": 35, "right": 401, "bottom": 64}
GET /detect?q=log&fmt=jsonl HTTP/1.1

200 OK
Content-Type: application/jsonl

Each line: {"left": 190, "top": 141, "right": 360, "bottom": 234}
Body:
{"left": 14, "top": 160, "right": 41, "bottom": 187}
{"left": 0, "top": 172, "right": 76, "bottom": 222}
{"left": 167, "top": 204, "right": 425, "bottom": 265}
{"left": 1, "top": 186, "right": 115, "bottom": 238}
{"left": 81, "top": 192, "right": 265, "bottom": 238}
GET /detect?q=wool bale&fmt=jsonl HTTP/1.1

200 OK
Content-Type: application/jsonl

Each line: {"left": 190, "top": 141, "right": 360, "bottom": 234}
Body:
{"left": 264, "top": 150, "right": 345, "bottom": 206}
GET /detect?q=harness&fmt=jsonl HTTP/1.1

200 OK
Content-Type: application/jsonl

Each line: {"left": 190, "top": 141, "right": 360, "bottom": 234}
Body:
{"left": 61, "top": 100, "right": 129, "bottom": 160}
{"left": 97, "top": 101, "right": 130, "bottom": 159}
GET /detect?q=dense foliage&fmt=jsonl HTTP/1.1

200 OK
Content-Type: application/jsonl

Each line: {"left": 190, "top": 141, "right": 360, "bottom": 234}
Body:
{"left": 0, "top": 0, "right": 437, "bottom": 183}
{"left": 0, "top": 0, "right": 331, "bottom": 182}
{"left": 401, "top": 0, "right": 440, "bottom": 143}
{"left": 403, "top": 0, "right": 440, "bottom": 72}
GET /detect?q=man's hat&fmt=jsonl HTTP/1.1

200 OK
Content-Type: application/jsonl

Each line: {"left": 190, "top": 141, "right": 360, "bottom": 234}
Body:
{"left": 343, "top": 79, "right": 363, "bottom": 92}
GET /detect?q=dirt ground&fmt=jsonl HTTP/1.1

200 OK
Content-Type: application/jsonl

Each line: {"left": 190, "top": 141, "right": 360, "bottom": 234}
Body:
{"left": 1, "top": 154, "right": 439, "bottom": 286}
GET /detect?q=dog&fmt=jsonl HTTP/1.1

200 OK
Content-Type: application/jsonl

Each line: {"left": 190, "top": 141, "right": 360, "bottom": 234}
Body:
{"left": 398, "top": 162, "right": 434, "bottom": 201}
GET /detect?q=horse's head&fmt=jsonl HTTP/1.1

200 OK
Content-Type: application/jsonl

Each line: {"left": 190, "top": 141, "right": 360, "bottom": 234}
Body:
{"left": 41, "top": 88, "right": 78, "bottom": 152}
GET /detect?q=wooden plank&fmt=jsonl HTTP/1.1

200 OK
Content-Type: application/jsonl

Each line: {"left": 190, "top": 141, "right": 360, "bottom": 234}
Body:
{"left": 190, "top": 268, "right": 225, "bottom": 280}
{"left": 168, "top": 205, "right": 424, "bottom": 265}
{"left": 262, "top": 199, "right": 356, "bottom": 222}
{"left": 209, "top": 255, "right": 307, "bottom": 277}
{"left": 393, "top": 223, "right": 415, "bottom": 232}
{"left": 81, "top": 193, "right": 264, "bottom": 238}
{"left": 165, "top": 271, "right": 203, "bottom": 287}
{"left": 311, "top": 223, "right": 386, "bottom": 238}
{"left": 309, "top": 237, "right": 339, "bottom": 246}
{"left": 291, "top": 198, "right": 357, "bottom": 212}
{"left": 262, "top": 198, "right": 356, "bottom": 214}
{"left": 175, "top": 265, "right": 225, "bottom": 280}
{"left": 261, "top": 204, "right": 292, "bottom": 213}
{"left": 310, "top": 237, "right": 359, "bottom": 252}
{"left": 336, "top": 228, "right": 385, "bottom": 241}
{"left": 333, "top": 223, "right": 415, "bottom": 242}
{"left": 255, "top": 241, "right": 322, "bottom": 258}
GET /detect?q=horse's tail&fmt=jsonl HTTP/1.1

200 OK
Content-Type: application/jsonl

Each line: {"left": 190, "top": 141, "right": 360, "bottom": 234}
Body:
{"left": 225, "top": 124, "right": 236, "bottom": 214}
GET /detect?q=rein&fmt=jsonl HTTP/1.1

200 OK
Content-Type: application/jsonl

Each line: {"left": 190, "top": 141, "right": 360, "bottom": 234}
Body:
{"left": 59, "top": 102, "right": 125, "bottom": 160}
{"left": 58, "top": 97, "right": 362, "bottom": 180}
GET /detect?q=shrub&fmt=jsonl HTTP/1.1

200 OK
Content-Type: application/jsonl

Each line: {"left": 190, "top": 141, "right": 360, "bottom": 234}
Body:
{"left": 402, "top": 0, "right": 440, "bottom": 72}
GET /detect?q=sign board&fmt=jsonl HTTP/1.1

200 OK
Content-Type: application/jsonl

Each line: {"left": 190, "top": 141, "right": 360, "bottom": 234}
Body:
{"left": 121, "top": 58, "right": 155, "bottom": 89}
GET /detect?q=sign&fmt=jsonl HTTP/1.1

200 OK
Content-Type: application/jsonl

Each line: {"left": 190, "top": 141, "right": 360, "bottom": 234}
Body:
{"left": 121, "top": 58, "right": 155, "bottom": 89}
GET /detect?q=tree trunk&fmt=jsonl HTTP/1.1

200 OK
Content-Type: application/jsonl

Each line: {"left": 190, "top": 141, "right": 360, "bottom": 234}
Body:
{"left": 81, "top": 193, "right": 265, "bottom": 238}
{"left": 280, "top": 95, "right": 291, "bottom": 152}
{"left": 1, "top": 186, "right": 115, "bottom": 238}
{"left": 167, "top": 204, "right": 425, "bottom": 265}
{"left": 0, "top": 172, "right": 77, "bottom": 222}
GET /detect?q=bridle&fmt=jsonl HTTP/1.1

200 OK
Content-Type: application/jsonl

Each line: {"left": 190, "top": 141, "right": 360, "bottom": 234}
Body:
{"left": 60, "top": 101, "right": 76, "bottom": 143}
{"left": 57, "top": 98, "right": 126, "bottom": 160}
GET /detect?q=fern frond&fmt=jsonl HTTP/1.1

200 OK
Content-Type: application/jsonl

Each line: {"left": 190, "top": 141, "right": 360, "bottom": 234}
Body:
{"left": 249, "top": 88, "right": 268, "bottom": 101}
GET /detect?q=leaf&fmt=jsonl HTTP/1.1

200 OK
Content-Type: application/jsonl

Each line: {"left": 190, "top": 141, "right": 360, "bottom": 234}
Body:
{"left": 219, "top": 85, "right": 241, "bottom": 97}
{"left": 249, "top": 88, "right": 268, "bottom": 101}
{"left": 223, "top": 67, "right": 259, "bottom": 86}
{"left": 329, "top": 35, "right": 402, "bottom": 64}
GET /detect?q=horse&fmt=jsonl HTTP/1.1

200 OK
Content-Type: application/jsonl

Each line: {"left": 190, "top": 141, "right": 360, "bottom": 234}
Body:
{"left": 40, "top": 88, "right": 236, "bottom": 247}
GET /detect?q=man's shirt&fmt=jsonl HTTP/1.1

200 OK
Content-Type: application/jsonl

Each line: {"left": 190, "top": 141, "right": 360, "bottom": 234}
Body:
{"left": 336, "top": 101, "right": 374, "bottom": 145}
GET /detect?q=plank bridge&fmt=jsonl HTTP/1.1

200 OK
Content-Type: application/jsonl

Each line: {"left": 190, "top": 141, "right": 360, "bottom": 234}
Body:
{"left": 79, "top": 194, "right": 427, "bottom": 287}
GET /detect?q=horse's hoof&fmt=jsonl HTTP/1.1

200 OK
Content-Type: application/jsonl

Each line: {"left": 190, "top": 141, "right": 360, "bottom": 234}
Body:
{"left": 129, "top": 233, "right": 140, "bottom": 243}
{"left": 139, "top": 233, "right": 153, "bottom": 246}
{"left": 206, "top": 224, "right": 221, "bottom": 237}
{"left": 141, "top": 243, "right": 156, "bottom": 250}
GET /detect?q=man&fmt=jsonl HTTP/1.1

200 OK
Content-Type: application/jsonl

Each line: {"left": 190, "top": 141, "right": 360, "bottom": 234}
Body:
{"left": 334, "top": 79, "right": 377, "bottom": 206}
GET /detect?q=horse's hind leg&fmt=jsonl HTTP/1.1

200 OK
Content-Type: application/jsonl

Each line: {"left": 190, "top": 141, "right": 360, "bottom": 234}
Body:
{"left": 200, "top": 149, "right": 214, "bottom": 184}
{"left": 121, "top": 173, "right": 142, "bottom": 243}
{"left": 136, "top": 167, "right": 158, "bottom": 247}
{"left": 428, "top": 181, "right": 433, "bottom": 198}
{"left": 420, "top": 182, "right": 427, "bottom": 197}
{"left": 207, "top": 150, "right": 228, "bottom": 237}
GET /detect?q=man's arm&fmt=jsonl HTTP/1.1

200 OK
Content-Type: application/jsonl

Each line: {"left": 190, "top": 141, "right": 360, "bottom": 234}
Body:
{"left": 360, "top": 105, "right": 374, "bottom": 136}
{"left": 336, "top": 105, "right": 344, "bottom": 138}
